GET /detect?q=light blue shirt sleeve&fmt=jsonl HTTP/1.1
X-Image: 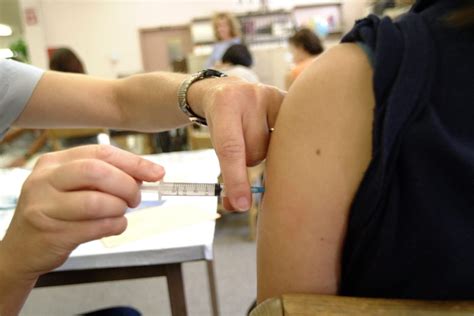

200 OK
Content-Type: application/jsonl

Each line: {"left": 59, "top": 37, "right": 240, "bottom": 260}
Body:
{"left": 204, "top": 37, "right": 241, "bottom": 68}
{"left": 0, "top": 59, "right": 44, "bottom": 139}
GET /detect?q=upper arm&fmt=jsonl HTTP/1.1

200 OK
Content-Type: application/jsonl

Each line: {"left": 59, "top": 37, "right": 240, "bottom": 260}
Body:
{"left": 257, "top": 43, "right": 375, "bottom": 302}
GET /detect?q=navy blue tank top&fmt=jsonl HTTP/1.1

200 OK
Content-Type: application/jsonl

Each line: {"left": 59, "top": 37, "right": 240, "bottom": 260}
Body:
{"left": 340, "top": 0, "right": 474, "bottom": 299}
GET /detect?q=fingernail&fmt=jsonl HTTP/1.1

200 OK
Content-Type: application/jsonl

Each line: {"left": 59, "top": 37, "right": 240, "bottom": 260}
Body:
{"left": 235, "top": 197, "right": 250, "bottom": 211}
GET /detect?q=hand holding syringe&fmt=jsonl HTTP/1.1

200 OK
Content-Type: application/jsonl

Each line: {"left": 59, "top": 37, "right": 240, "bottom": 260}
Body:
{"left": 141, "top": 181, "right": 264, "bottom": 200}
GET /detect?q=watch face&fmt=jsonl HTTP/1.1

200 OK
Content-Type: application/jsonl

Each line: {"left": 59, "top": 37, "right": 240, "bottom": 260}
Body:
{"left": 203, "top": 69, "right": 225, "bottom": 78}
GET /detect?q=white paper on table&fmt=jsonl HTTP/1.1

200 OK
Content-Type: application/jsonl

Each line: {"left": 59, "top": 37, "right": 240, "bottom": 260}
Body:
{"left": 102, "top": 199, "right": 220, "bottom": 248}
{"left": 0, "top": 150, "right": 221, "bottom": 247}
{"left": 0, "top": 168, "right": 30, "bottom": 239}
{"left": 0, "top": 168, "right": 30, "bottom": 209}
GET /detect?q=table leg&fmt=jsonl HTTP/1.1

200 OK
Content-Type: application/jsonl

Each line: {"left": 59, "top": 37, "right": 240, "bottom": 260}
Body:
{"left": 207, "top": 260, "right": 220, "bottom": 316}
{"left": 166, "top": 263, "right": 187, "bottom": 316}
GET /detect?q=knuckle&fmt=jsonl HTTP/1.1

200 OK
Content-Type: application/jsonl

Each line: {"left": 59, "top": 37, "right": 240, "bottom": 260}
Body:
{"left": 21, "top": 170, "right": 49, "bottom": 196}
{"left": 129, "top": 186, "right": 141, "bottom": 204}
{"left": 79, "top": 159, "right": 108, "bottom": 180}
{"left": 132, "top": 156, "right": 149, "bottom": 173}
{"left": 21, "top": 175, "right": 37, "bottom": 193}
{"left": 24, "top": 204, "right": 57, "bottom": 232}
{"left": 94, "top": 144, "right": 115, "bottom": 161}
{"left": 81, "top": 193, "right": 101, "bottom": 217}
{"left": 112, "top": 200, "right": 128, "bottom": 217}
{"left": 34, "top": 152, "right": 57, "bottom": 168}
{"left": 101, "top": 217, "right": 127, "bottom": 236}
{"left": 217, "top": 140, "right": 245, "bottom": 160}
{"left": 113, "top": 217, "right": 128, "bottom": 235}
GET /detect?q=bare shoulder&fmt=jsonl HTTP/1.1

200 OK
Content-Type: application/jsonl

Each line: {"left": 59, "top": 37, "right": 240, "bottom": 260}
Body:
{"left": 257, "top": 43, "right": 375, "bottom": 302}
{"left": 291, "top": 42, "right": 374, "bottom": 108}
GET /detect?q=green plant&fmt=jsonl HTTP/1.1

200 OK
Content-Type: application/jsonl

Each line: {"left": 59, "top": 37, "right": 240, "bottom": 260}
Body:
{"left": 9, "top": 38, "right": 29, "bottom": 62}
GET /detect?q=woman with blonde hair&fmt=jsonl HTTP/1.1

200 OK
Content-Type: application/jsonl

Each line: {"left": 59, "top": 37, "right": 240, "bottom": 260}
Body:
{"left": 205, "top": 12, "right": 242, "bottom": 68}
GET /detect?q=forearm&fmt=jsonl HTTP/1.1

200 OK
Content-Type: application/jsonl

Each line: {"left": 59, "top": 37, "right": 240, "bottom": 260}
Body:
{"left": 15, "top": 71, "right": 198, "bottom": 132}
{"left": 114, "top": 72, "right": 191, "bottom": 132}
{"left": 0, "top": 244, "right": 38, "bottom": 316}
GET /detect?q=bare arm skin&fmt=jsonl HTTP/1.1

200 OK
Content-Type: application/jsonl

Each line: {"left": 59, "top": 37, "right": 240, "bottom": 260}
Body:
{"left": 257, "top": 43, "right": 375, "bottom": 302}
{"left": 0, "top": 69, "right": 285, "bottom": 314}
{"left": 15, "top": 71, "right": 284, "bottom": 211}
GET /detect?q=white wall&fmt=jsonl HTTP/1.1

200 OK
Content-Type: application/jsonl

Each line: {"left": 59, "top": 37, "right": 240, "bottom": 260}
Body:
{"left": 19, "top": 0, "right": 49, "bottom": 68}
{"left": 0, "top": 0, "right": 23, "bottom": 50}
{"left": 22, "top": 0, "right": 367, "bottom": 78}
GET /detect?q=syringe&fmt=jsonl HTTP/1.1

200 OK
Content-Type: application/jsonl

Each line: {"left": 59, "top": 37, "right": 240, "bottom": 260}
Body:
{"left": 141, "top": 181, "right": 264, "bottom": 199}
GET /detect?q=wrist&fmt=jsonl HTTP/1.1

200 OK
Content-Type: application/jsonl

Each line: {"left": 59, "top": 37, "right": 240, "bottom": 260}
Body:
{"left": 180, "top": 69, "right": 228, "bottom": 124}
{"left": 0, "top": 243, "right": 38, "bottom": 316}
{"left": 186, "top": 78, "right": 212, "bottom": 119}
{"left": 0, "top": 240, "right": 39, "bottom": 284}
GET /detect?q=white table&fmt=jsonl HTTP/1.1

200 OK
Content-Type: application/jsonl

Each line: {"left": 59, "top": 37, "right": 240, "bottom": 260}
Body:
{"left": 0, "top": 150, "right": 221, "bottom": 316}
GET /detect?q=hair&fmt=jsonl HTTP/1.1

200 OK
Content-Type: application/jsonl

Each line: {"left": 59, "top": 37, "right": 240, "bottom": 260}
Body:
{"left": 49, "top": 48, "right": 85, "bottom": 74}
{"left": 222, "top": 44, "right": 253, "bottom": 67}
{"left": 212, "top": 12, "right": 242, "bottom": 41}
{"left": 288, "top": 28, "right": 324, "bottom": 56}
{"left": 407, "top": 0, "right": 473, "bottom": 27}
{"left": 445, "top": 4, "right": 474, "bottom": 27}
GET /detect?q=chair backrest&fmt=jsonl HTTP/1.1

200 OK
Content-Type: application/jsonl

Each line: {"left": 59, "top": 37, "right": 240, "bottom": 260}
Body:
{"left": 46, "top": 128, "right": 108, "bottom": 151}
{"left": 187, "top": 126, "right": 213, "bottom": 150}
{"left": 250, "top": 294, "right": 474, "bottom": 316}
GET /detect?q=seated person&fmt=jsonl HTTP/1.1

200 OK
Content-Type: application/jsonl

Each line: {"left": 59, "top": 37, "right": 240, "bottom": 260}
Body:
{"left": 285, "top": 28, "right": 324, "bottom": 89}
{"left": 219, "top": 44, "right": 259, "bottom": 83}
{"left": 258, "top": 0, "right": 473, "bottom": 304}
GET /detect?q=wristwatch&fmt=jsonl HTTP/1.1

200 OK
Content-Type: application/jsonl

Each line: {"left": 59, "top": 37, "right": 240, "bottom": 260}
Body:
{"left": 177, "top": 69, "right": 227, "bottom": 126}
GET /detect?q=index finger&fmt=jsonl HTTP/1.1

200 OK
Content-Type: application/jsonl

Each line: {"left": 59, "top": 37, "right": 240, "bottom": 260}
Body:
{"left": 35, "top": 144, "right": 164, "bottom": 182}
{"left": 209, "top": 111, "right": 251, "bottom": 211}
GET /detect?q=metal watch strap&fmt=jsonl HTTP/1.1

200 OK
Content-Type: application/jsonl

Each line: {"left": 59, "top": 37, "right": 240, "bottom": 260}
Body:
{"left": 177, "top": 69, "right": 227, "bottom": 126}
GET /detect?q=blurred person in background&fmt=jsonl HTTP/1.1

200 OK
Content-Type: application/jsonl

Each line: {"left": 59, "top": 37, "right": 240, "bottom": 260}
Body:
{"left": 205, "top": 12, "right": 242, "bottom": 68}
{"left": 220, "top": 44, "right": 259, "bottom": 83}
{"left": 285, "top": 28, "right": 324, "bottom": 89}
{"left": 49, "top": 47, "right": 86, "bottom": 74}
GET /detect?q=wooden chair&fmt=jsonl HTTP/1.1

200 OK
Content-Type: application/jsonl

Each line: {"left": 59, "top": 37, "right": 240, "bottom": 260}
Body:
{"left": 250, "top": 294, "right": 474, "bottom": 316}
{"left": 187, "top": 125, "right": 213, "bottom": 150}
{"left": 47, "top": 128, "right": 109, "bottom": 151}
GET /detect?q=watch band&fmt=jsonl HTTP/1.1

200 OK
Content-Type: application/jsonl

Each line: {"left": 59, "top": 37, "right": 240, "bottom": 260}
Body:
{"left": 178, "top": 69, "right": 228, "bottom": 126}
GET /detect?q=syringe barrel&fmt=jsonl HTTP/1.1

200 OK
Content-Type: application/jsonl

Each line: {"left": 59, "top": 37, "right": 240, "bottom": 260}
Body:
{"left": 141, "top": 182, "right": 221, "bottom": 196}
